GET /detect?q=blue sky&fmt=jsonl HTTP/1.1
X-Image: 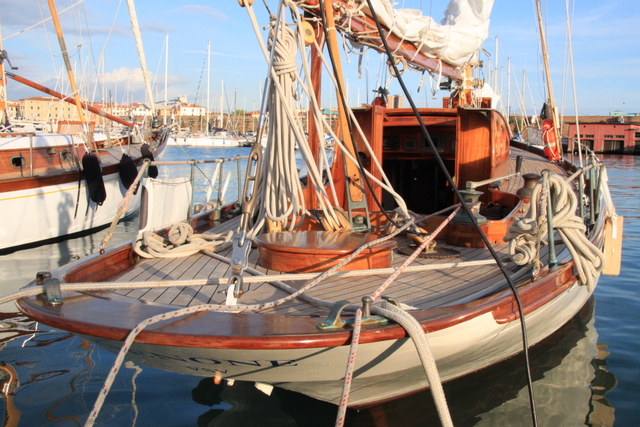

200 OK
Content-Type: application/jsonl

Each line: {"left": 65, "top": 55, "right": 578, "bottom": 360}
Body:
{"left": 1, "top": 0, "right": 638, "bottom": 116}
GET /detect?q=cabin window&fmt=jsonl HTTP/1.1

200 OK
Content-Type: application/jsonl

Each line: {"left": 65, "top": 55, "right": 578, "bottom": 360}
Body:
{"left": 422, "top": 134, "right": 446, "bottom": 152}
{"left": 404, "top": 139, "right": 416, "bottom": 151}
{"left": 60, "top": 149, "right": 73, "bottom": 163}
{"left": 11, "top": 155, "right": 27, "bottom": 169}
{"left": 383, "top": 135, "right": 400, "bottom": 151}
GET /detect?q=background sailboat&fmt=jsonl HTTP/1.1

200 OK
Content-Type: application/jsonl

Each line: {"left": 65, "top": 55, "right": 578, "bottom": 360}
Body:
{"left": 0, "top": 0, "right": 169, "bottom": 253}
{"left": 174, "top": 44, "right": 242, "bottom": 148}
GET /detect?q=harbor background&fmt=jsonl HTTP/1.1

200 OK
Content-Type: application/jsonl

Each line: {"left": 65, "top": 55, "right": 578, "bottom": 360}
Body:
{"left": 0, "top": 148, "right": 637, "bottom": 426}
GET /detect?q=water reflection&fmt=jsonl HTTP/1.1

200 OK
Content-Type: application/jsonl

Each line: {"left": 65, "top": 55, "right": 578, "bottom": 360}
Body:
{"left": 589, "top": 343, "right": 617, "bottom": 427}
{"left": 0, "top": 362, "right": 20, "bottom": 426}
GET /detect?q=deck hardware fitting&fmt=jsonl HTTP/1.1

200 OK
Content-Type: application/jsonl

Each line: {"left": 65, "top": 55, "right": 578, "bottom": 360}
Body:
{"left": 36, "top": 272, "right": 63, "bottom": 305}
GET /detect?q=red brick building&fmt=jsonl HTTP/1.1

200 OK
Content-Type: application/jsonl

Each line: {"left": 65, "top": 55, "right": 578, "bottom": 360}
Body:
{"left": 563, "top": 116, "right": 640, "bottom": 154}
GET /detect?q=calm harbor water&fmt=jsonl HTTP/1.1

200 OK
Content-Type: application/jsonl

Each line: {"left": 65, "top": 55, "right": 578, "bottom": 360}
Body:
{"left": 0, "top": 150, "right": 637, "bottom": 426}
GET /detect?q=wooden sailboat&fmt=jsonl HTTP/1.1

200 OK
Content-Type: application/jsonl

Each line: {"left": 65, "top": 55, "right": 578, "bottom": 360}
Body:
{"left": 0, "top": 1, "right": 169, "bottom": 253}
{"left": 12, "top": 0, "right": 621, "bottom": 422}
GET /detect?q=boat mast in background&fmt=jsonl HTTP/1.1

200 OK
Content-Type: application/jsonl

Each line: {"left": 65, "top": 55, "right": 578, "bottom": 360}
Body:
{"left": 0, "top": 23, "right": 11, "bottom": 128}
{"left": 46, "top": 0, "right": 98, "bottom": 154}
{"left": 535, "top": 0, "right": 563, "bottom": 158}
{"left": 206, "top": 40, "right": 211, "bottom": 134}
{"left": 164, "top": 33, "right": 168, "bottom": 125}
{"left": 125, "top": 0, "right": 155, "bottom": 124}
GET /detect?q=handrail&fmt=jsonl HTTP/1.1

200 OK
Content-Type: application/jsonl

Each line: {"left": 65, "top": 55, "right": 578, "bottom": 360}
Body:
{"left": 466, "top": 155, "right": 523, "bottom": 190}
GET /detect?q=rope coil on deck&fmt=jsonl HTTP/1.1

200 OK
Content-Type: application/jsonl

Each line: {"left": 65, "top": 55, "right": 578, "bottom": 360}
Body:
{"left": 133, "top": 223, "right": 233, "bottom": 259}
{"left": 506, "top": 172, "right": 605, "bottom": 290}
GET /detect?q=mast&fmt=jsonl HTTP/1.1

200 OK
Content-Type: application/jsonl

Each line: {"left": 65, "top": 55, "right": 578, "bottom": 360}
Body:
{"left": 125, "top": 0, "right": 155, "bottom": 121}
{"left": 535, "top": 0, "right": 562, "bottom": 155}
{"left": 164, "top": 33, "right": 168, "bottom": 125}
{"left": 46, "top": 0, "right": 98, "bottom": 153}
{"left": 206, "top": 40, "right": 210, "bottom": 134}
{"left": 219, "top": 79, "right": 223, "bottom": 129}
{"left": 0, "top": 23, "right": 9, "bottom": 128}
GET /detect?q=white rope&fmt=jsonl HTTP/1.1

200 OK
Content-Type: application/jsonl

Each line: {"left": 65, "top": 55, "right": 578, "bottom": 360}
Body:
{"left": 244, "top": 3, "right": 344, "bottom": 235}
{"left": 133, "top": 223, "right": 233, "bottom": 259}
{"left": 100, "top": 160, "right": 149, "bottom": 253}
{"left": 373, "top": 303, "right": 453, "bottom": 427}
{"left": 506, "top": 172, "right": 605, "bottom": 290}
{"left": 246, "top": 2, "right": 413, "bottom": 228}
{"left": 334, "top": 308, "right": 362, "bottom": 427}
{"left": 334, "top": 208, "right": 459, "bottom": 426}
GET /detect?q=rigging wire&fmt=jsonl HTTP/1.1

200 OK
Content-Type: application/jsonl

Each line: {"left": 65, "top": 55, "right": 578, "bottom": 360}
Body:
{"left": 362, "top": 1, "right": 539, "bottom": 425}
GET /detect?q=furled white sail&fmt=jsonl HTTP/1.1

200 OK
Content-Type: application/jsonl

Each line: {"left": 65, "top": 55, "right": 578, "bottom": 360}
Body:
{"left": 361, "top": 0, "right": 494, "bottom": 68}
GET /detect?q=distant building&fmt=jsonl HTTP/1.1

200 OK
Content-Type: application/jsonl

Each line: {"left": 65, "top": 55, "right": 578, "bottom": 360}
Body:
{"left": 21, "top": 96, "right": 80, "bottom": 122}
{"left": 387, "top": 95, "right": 404, "bottom": 108}
{"left": 6, "top": 100, "right": 20, "bottom": 120}
{"left": 564, "top": 115, "right": 640, "bottom": 154}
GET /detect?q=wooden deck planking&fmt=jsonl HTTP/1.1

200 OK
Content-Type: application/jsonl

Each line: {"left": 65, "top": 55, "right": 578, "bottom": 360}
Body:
{"left": 154, "top": 254, "right": 211, "bottom": 306}
{"left": 106, "top": 148, "right": 568, "bottom": 316}
{"left": 190, "top": 247, "right": 235, "bottom": 306}
{"left": 168, "top": 254, "right": 222, "bottom": 306}
{"left": 114, "top": 256, "right": 180, "bottom": 299}
{"left": 111, "top": 234, "right": 521, "bottom": 317}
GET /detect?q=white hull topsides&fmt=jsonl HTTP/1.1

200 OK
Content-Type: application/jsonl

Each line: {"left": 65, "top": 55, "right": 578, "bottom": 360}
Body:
{"left": 0, "top": 171, "right": 140, "bottom": 251}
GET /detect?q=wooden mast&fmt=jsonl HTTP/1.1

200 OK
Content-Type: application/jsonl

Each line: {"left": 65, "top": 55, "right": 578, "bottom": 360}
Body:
{"left": 535, "top": 0, "right": 562, "bottom": 156}
{"left": 323, "top": 0, "right": 365, "bottom": 206}
{"left": 46, "top": 0, "right": 98, "bottom": 154}
{"left": 306, "top": 17, "right": 323, "bottom": 211}
{"left": 0, "top": 24, "right": 8, "bottom": 127}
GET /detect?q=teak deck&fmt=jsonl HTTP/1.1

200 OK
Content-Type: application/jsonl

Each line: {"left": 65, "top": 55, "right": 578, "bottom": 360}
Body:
{"left": 108, "top": 147, "right": 565, "bottom": 319}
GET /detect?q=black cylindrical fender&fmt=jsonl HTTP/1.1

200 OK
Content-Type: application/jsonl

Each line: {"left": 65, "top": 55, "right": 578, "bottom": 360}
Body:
{"left": 82, "top": 153, "right": 106, "bottom": 205}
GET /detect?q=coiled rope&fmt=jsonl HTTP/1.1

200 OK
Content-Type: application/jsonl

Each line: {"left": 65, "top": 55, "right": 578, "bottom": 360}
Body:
{"left": 133, "top": 223, "right": 233, "bottom": 258}
{"left": 506, "top": 172, "right": 605, "bottom": 290}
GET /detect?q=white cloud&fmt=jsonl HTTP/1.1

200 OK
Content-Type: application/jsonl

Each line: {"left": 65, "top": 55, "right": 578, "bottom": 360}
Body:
{"left": 172, "top": 5, "right": 229, "bottom": 21}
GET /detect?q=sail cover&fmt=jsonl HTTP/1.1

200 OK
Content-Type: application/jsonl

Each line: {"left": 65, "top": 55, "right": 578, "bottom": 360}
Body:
{"left": 361, "top": 0, "right": 494, "bottom": 68}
